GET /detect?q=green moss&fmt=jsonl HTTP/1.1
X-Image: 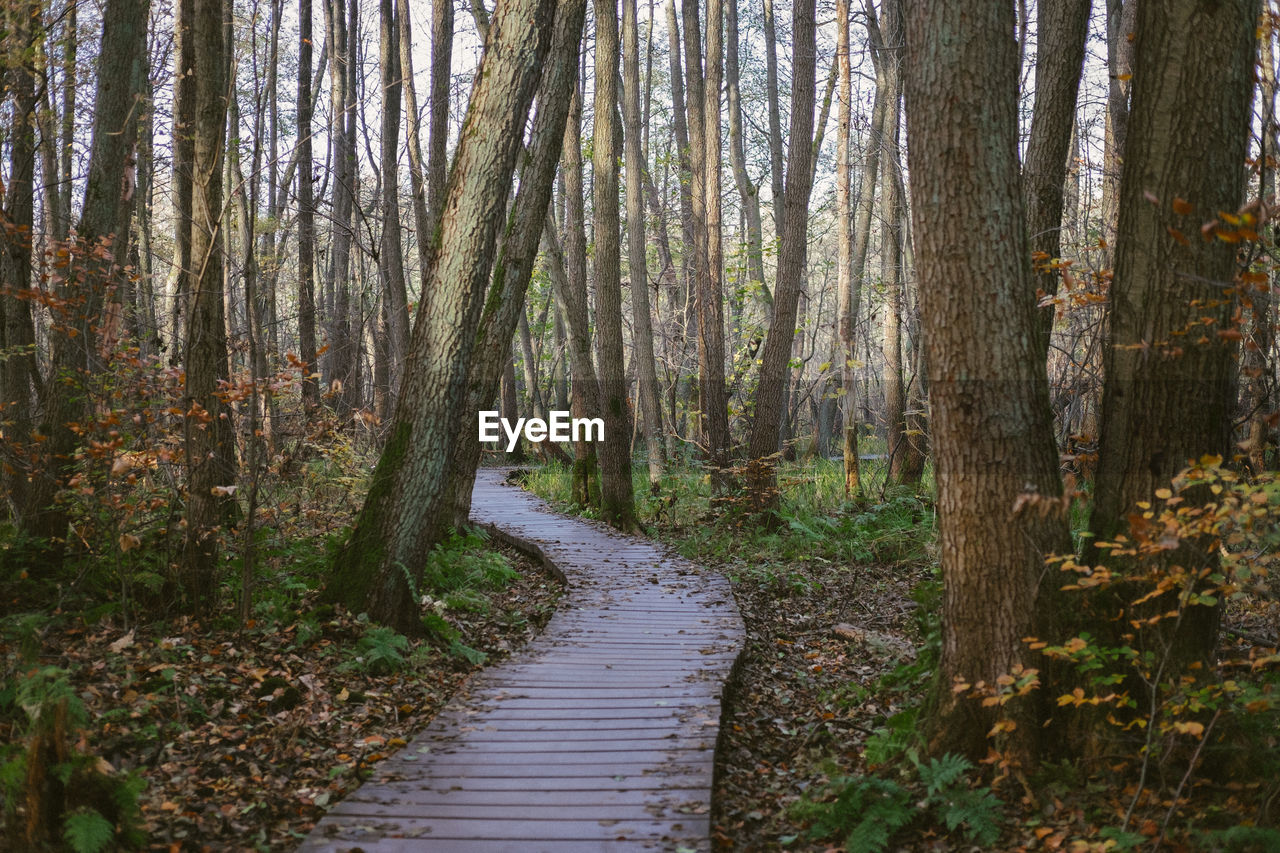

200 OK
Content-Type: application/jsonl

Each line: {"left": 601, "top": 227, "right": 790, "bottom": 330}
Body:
{"left": 323, "top": 420, "right": 412, "bottom": 611}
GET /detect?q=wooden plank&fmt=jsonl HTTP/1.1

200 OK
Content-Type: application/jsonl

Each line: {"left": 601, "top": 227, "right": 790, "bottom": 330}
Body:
{"left": 302, "top": 469, "right": 743, "bottom": 851}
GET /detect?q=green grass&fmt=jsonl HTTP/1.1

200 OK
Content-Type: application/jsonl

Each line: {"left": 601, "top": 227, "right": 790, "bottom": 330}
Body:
{"left": 523, "top": 455, "right": 937, "bottom": 572}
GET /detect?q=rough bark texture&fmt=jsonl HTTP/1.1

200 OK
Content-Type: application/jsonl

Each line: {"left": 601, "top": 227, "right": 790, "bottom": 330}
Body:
{"left": 446, "top": 0, "right": 587, "bottom": 525}
{"left": 1087, "top": 0, "right": 1259, "bottom": 666}
{"left": 746, "top": 0, "right": 817, "bottom": 484}
{"left": 327, "top": 0, "right": 558, "bottom": 633}
{"left": 624, "top": 0, "right": 666, "bottom": 486}
{"left": 184, "top": 0, "right": 237, "bottom": 610}
{"left": 903, "top": 0, "right": 1070, "bottom": 762}
{"left": 594, "top": 0, "right": 639, "bottom": 531}
{"left": 1023, "top": 0, "right": 1089, "bottom": 362}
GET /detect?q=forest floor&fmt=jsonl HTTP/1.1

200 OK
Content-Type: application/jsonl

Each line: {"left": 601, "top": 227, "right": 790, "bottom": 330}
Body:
{"left": 1, "top": 531, "right": 563, "bottom": 851}
{"left": 6, "top": 451, "right": 1280, "bottom": 852}
{"left": 521, "top": 460, "right": 1280, "bottom": 852}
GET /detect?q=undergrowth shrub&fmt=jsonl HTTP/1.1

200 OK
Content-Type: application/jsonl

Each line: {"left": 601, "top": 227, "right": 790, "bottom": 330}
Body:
{"left": 793, "top": 751, "right": 1002, "bottom": 851}
{"left": 0, "top": 667, "right": 146, "bottom": 851}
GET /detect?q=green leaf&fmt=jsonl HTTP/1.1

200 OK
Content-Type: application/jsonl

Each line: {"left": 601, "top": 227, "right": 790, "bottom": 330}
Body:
{"left": 64, "top": 808, "right": 115, "bottom": 853}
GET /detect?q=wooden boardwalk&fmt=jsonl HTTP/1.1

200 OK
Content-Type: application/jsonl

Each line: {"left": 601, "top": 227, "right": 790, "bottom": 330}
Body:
{"left": 301, "top": 469, "right": 744, "bottom": 852}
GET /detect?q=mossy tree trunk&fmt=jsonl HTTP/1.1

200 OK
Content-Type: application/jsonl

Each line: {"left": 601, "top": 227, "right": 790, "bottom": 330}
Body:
{"left": 326, "top": 0, "right": 560, "bottom": 634}
{"left": 445, "top": 0, "right": 588, "bottom": 526}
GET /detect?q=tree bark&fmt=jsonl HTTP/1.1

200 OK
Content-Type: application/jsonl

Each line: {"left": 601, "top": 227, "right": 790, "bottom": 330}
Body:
{"left": 397, "top": 0, "right": 432, "bottom": 280}
{"left": 725, "top": 0, "right": 767, "bottom": 304}
{"left": 745, "top": 0, "right": 817, "bottom": 495}
{"left": 183, "top": 0, "right": 237, "bottom": 610}
{"left": 836, "top": 0, "right": 861, "bottom": 497}
{"left": 903, "top": 0, "right": 1070, "bottom": 762}
{"left": 297, "top": 0, "right": 321, "bottom": 419}
{"left": 1087, "top": 0, "right": 1259, "bottom": 667}
{"left": 560, "top": 83, "right": 601, "bottom": 507}
{"left": 624, "top": 0, "right": 666, "bottom": 486}
{"left": 327, "top": 0, "right": 560, "bottom": 633}
{"left": 324, "top": 0, "right": 361, "bottom": 419}
{"left": 762, "top": 0, "right": 785, "bottom": 239}
{"left": 379, "top": 0, "right": 410, "bottom": 420}
{"left": 426, "top": 0, "right": 453, "bottom": 237}
{"left": 880, "top": 0, "right": 910, "bottom": 484}
{"left": 22, "top": 0, "right": 150, "bottom": 551}
{"left": 1023, "top": 0, "right": 1089, "bottom": 363}
{"left": 1, "top": 0, "right": 41, "bottom": 525}
{"left": 594, "top": 0, "right": 640, "bottom": 530}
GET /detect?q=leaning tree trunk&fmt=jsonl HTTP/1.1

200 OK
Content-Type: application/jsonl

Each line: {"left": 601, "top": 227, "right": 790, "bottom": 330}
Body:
{"left": 903, "top": 0, "right": 1071, "bottom": 763}
{"left": 1087, "top": 0, "right": 1259, "bottom": 671}
{"left": 593, "top": 0, "right": 639, "bottom": 531}
{"left": 326, "top": 0, "right": 561, "bottom": 633}
{"left": 446, "top": 0, "right": 588, "bottom": 525}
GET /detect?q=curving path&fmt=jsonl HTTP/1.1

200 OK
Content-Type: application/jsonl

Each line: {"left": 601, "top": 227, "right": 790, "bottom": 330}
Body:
{"left": 301, "top": 468, "right": 744, "bottom": 852}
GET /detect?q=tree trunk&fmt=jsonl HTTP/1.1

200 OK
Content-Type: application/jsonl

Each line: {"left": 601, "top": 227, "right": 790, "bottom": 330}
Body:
{"left": 324, "top": 0, "right": 361, "bottom": 419}
{"left": 1087, "top": 0, "right": 1259, "bottom": 668}
{"left": 1, "top": 0, "right": 41, "bottom": 526}
{"left": 665, "top": 0, "right": 696, "bottom": 447}
{"left": 398, "top": 0, "right": 432, "bottom": 279}
{"left": 745, "top": 0, "right": 818, "bottom": 498}
{"left": 725, "top": 0, "right": 767, "bottom": 304}
{"left": 184, "top": 0, "right": 237, "bottom": 610}
{"left": 624, "top": 0, "right": 666, "bottom": 486}
{"left": 762, "top": 0, "right": 785, "bottom": 239}
{"left": 327, "top": 0, "right": 561, "bottom": 633}
{"left": 1023, "top": 0, "right": 1089, "bottom": 362}
{"left": 903, "top": 0, "right": 1070, "bottom": 762}
{"left": 426, "top": 0, "right": 453, "bottom": 237}
{"left": 879, "top": 0, "right": 915, "bottom": 486}
{"left": 379, "top": 0, "right": 410, "bottom": 420}
{"left": 836, "top": 0, "right": 861, "bottom": 497}
{"left": 171, "top": 0, "right": 195, "bottom": 357}
{"left": 1246, "top": 28, "right": 1278, "bottom": 472}
{"left": 297, "top": 0, "right": 322, "bottom": 420}
{"left": 1099, "top": 0, "right": 1136, "bottom": 265}
{"left": 22, "top": 0, "right": 150, "bottom": 551}
{"left": 594, "top": 0, "right": 640, "bottom": 530}
{"left": 560, "top": 84, "right": 601, "bottom": 507}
